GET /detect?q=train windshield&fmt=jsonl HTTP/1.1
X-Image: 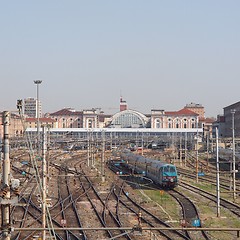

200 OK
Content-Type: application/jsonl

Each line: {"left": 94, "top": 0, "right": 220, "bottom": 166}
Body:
{"left": 164, "top": 166, "right": 175, "bottom": 172}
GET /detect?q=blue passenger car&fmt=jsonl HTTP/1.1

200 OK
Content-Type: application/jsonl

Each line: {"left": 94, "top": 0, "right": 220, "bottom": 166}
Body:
{"left": 120, "top": 151, "right": 178, "bottom": 189}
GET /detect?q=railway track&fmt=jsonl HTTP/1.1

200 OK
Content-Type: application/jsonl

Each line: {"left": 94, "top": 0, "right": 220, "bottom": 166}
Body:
{"left": 108, "top": 159, "right": 211, "bottom": 239}
{"left": 169, "top": 189, "right": 210, "bottom": 240}
{"left": 5, "top": 149, "right": 240, "bottom": 240}
{"left": 179, "top": 181, "right": 240, "bottom": 218}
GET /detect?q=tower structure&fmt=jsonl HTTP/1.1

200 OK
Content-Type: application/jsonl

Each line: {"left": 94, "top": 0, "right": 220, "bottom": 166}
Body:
{"left": 184, "top": 102, "right": 204, "bottom": 118}
{"left": 120, "top": 96, "right": 128, "bottom": 112}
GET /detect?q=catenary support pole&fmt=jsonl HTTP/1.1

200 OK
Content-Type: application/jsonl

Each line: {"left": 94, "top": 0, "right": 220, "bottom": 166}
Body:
{"left": 87, "top": 130, "right": 90, "bottom": 167}
{"left": 42, "top": 126, "right": 47, "bottom": 240}
{"left": 1, "top": 111, "right": 11, "bottom": 240}
{"left": 101, "top": 130, "right": 105, "bottom": 183}
{"left": 231, "top": 109, "right": 236, "bottom": 201}
{"left": 216, "top": 127, "right": 221, "bottom": 217}
{"left": 34, "top": 80, "right": 42, "bottom": 156}
{"left": 184, "top": 132, "right": 187, "bottom": 167}
{"left": 196, "top": 131, "right": 199, "bottom": 183}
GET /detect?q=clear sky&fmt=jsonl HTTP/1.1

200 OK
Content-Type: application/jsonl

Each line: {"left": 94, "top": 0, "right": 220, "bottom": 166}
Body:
{"left": 1, "top": 1, "right": 240, "bottom": 118}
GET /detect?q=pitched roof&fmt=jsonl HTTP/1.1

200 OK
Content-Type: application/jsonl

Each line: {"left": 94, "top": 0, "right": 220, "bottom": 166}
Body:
{"left": 50, "top": 108, "right": 83, "bottom": 116}
{"left": 26, "top": 117, "right": 57, "bottom": 122}
{"left": 199, "top": 117, "right": 215, "bottom": 123}
{"left": 165, "top": 108, "right": 198, "bottom": 116}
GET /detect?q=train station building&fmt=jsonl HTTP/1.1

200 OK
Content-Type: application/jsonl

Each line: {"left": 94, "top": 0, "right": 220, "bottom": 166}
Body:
{"left": 46, "top": 97, "right": 201, "bottom": 131}
{"left": 0, "top": 97, "right": 206, "bottom": 138}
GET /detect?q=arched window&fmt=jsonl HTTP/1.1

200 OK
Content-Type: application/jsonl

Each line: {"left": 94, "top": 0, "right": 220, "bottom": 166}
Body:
{"left": 183, "top": 118, "right": 187, "bottom": 128}
{"left": 88, "top": 119, "right": 93, "bottom": 128}
{"left": 168, "top": 118, "right": 172, "bottom": 128}
{"left": 156, "top": 119, "right": 161, "bottom": 128}
{"left": 111, "top": 110, "right": 147, "bottom": 128}
{"left": 191, "top": 118, "right": 195, "bottom": 128}
{"left": 175, "top": 119, "right": 180, "bottom": 128}
{"left": 77, "top": 118, "right": 81, "bottom": 128}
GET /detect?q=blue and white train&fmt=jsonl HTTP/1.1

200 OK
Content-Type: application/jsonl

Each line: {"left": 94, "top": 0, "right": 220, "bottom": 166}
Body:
{"left": 120, "top": 151, "right": 178, "bottom": 189}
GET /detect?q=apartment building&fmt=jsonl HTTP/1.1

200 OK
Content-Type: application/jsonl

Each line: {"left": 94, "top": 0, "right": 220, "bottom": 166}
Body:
{"left": 24, "top": 97, "right": 42, "bottom": 118}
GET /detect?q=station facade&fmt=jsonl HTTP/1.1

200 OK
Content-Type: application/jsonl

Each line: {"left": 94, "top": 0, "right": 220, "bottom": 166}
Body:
{"left": 0, "top": 98, "right": 207, "bottom": 138}
{"left": 47, "top": 97, "right": 200, "bottom": 130}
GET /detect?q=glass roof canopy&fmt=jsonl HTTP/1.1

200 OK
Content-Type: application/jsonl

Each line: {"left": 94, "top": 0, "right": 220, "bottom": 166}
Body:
{"left": 110, "top": 110, "right": 148, "bottom": 128}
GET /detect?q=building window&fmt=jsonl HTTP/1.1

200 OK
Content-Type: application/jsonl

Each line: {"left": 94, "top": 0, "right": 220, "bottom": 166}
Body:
{"left": 176, "top": 120, "right": 179, "bottom": 128}
{"left": 88, "top": 119, "right": 92, "bottom": 128}
{"left": 191, "top": 118, "right": 195, "bottom": 128}
{"left": 183, "top": 118, "right": 187, "bottom": 128}
{"left": 156, "top": 119, "right": 161, "bottom": 128}
{"left": 168, "top": 118, "right": 172, "bottom": 128}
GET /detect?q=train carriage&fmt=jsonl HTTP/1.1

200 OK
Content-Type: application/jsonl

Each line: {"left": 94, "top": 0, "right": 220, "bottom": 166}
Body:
{"left": 120, "top": 151, "right": 178, "bottom": 189}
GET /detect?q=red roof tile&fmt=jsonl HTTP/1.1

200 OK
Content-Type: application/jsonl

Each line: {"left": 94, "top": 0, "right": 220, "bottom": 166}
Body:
{"left": 165, "top": 108, "right": 198, "bottom": 116}
{"left": 26, "top": 118, "right": 57, "bottom": 122}
{"left": 50, "top": 108, "right": 83, "bottom": 116}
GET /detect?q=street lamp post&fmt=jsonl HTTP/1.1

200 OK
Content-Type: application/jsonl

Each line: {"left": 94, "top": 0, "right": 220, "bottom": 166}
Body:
{"left": 34, "top": 80, "right": 42, "bottom": 155}
{"left": 231, "top": 109, "right": 236, "bottom": 201}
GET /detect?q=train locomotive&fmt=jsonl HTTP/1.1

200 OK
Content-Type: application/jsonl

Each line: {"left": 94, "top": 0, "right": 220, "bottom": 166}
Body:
{"left": 120, "top": 151, "right": 178, "bottom": 189}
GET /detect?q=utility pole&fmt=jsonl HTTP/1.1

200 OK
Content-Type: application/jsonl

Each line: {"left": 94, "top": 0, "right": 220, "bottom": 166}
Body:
{"left": 216, "top": 127, "right": 220, "bottom": 217}
{"left": 196, "top": 131, "right": 199, "bottom": 183}
{"left": 207, "top": 133, "right": 209, "bottom": 172}
{"left": 184, "top": 132, "right": 187, "bottom": 167}
{"left": 0, "top": 135, "right": 2, "bottom": 163}
{"left": 231, "top": 109, "right": 236, "bottom": 201}
{"left": 110, "top": 131, "right": 112, "bottom": 152}
{"left": 180, "top": 134, "right": 182, "bottom": 166}
{"left": 42, "top": 126, "right": 47, "bottom": 240}
{"left": 34, "top": 80, "right": 42, "bottom": 156}
{"left": 47, "top": 126, "right": 50, "bottom": 185}
{"left": 1, "top": 111, "right": 11, "bottom": 240}
{"left": 101, "top": 130, "right": 105, "bottom": 183}
{"left": 87, "top": 130, "right": 90, "bottom": 167}
{"left": 91, "top": 130, "right": 94, "bottom": 166}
